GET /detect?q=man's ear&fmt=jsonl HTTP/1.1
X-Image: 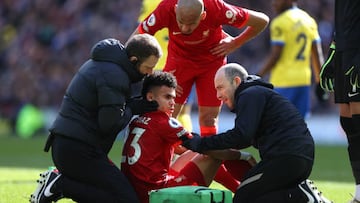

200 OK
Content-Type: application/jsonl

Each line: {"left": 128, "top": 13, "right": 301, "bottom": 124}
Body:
{"left": 234, "top": 76, "right": 242, "bottom": 86}
{"left": 146, "top": 92, "right": 154, "bottom": 101}
{"left": 201, "top": 11, "right": 206, "bottom": 20}
{"left": 129, "top": 56, "right": 138, "bottom": 63}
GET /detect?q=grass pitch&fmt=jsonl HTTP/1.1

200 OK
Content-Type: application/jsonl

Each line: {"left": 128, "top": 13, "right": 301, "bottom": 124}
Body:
{"left": 0, "top": 136, "right": 354, "bottom": 203}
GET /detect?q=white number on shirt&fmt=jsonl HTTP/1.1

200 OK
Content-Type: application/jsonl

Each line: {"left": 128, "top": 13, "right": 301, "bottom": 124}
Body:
{"left": 127, "top": 127, "right": 145, "bottom": 165}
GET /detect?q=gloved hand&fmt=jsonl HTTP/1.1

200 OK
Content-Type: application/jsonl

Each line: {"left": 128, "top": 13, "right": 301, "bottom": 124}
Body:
{"left": 127, "top": 98, "right": 158, "bottom": 115}
{"left": 190, "top": 132, "right": 200, "bottom": 138}
{"left": 345, "top": 52, "right": 360, "bottom": 93}
{"left": 320, "top": 42, "right": 335, "bottom": 92}
{"left": 178, "top": 132, "right": 198, "bottom": 142}
{"left": 315, "top": 83, "right": 329, "bottom": 102}
{"left": 182, "top": 132, "right": 202, "bottom": 153}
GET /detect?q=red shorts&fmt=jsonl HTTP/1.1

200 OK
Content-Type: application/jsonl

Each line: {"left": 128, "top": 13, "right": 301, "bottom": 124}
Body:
{"left": 163, "top": 57, "right": 225, "bottom": 106}
{"left": 132, "top": 162, "right": 205, "bottom": 203}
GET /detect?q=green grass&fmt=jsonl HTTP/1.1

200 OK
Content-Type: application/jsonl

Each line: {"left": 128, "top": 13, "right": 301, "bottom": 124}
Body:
{"left": 0, "top": 136, "right": 355, "bottom": 203}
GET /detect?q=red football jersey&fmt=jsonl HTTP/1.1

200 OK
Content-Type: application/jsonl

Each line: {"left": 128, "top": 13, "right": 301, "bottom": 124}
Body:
{"left": 138, "top": 0, "right": 249, "bottom": 65}
{"left": 121, "top": 111, "right": 190, "bottom": 186}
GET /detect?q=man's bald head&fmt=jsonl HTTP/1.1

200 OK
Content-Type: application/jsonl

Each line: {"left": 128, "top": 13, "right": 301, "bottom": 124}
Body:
{"left": 177, "top": 0, "right": 204, "bottom": 14}
{"left": 175, "top": 0, "right": 205, "bottom": 35}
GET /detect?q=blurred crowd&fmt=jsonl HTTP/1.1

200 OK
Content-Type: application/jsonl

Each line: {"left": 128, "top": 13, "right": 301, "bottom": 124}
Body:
{"left": 0, "top": 0, "right": 335, "bottom": 136}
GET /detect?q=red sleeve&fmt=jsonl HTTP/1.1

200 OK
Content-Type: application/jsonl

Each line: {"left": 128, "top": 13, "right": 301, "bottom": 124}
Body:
{"left": 211, "top": 0, "right": 249, "bottom": 28}
{"left": 159, "top": 117, "right": 191, "bottom": 144}
{"left": 138, "top": 0, "right": 174, "bottom": 35}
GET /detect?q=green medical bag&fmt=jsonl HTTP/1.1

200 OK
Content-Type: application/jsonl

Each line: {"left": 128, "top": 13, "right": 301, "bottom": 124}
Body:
{"left": 149, "top": 185, "right": 232, "bottom": 203}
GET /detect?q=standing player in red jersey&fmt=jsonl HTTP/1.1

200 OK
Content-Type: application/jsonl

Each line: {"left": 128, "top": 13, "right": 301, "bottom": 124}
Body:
{"left": 121, "top": 71, "right": 256, "bottom": 203}
{"left": 128, "top": 0, "right": 269, "bottom": 192}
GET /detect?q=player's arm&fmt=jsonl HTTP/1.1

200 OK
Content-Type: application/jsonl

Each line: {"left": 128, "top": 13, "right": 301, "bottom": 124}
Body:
{"left": 211, "top": 9, "right": 269, "bottom": 56}
{"left": 232, "top": 9, "right": 269, "bottom": 47}
{"left": 257, "top": 44, "right": 283, "bottom": 77}
{"left": 204, "top": 149, "right": 257, "bottom": 166}
{"left": 311, "top": 40, "right": 330, "bottom": 101}
{"left": 311, "top": 40, "right": 324, "bottom": 84}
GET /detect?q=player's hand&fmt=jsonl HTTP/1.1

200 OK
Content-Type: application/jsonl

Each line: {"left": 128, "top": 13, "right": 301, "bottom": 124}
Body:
{"left": 181, "top": 132, "right": 202, "bottom": 153}
{"left": 210, "top": 36, "right": 238, "bottom": 57}
{"left": 239, "top": 151, "right": 257, "bottom": 166}
{"left": 315, "top": 83, "right": 329, "bottom": 102}
{"left": 345, "top": 52, "right": 360, "bottom": 92}
{"left": 127, "top": 98, "right": 158, "bottom": 115}
{"left": 320, "top": 42, "right": 335, "bottom": 92}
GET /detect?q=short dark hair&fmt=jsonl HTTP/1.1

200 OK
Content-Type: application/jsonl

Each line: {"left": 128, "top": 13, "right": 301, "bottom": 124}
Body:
{"left": 125, "top": 34, "right": 162, "bottom": 64}
{"left": 141, "top": 71, "right": 177, "bottom": 97}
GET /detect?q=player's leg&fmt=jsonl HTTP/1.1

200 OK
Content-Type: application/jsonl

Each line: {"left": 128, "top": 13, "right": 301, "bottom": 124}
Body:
{"left": 168, "top": 153, "right": 222, "bottom": 187}
{"left": 349, "top": 104, "right": 360, "bottom": 202}
{"left": 341, "top": 103, "right": 360, "bottom": 202}
{"left": 163, "top": 57, "right": 194, "bottom": 120}
{"left": 336, "top": 49, "right": 360, "bottom": 202}
{"left": 177, "top": 85, "right": 196, "bottom": 131}
{"left": 50, "top": 135, "right": 139, "bottom": 202}
{"left": 223, "top": 160, "right": 253, "bottom": 181}
{"left": 170, "top": 150, "right": 197, "bottom": 172}
{"left": 203, "top": 150, "right": 255, "bottom": 183}
{"left": 198, "top": 106, "right": 221, "bottom": 132}
{"left": 178, "top": 102, "right": 193, "bottom": 131}
{"left": 189, "top": 154, "right": 223, "bottom": 186}
{"left": 292, "top": 86, "right": 311, "bottom": 118}
{"left": 172, "top": 84, "right": 194, "bottom": 156}
{"left": 274, "top": 87, "right": 310, "bottom": 118}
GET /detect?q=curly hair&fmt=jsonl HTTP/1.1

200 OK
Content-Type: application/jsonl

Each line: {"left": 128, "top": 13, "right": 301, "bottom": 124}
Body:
{"left": 141, "top": 71, "right": 177, "bottom": 97}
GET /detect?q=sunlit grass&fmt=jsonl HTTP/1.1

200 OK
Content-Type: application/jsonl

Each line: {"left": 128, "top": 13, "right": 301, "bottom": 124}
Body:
{"left": 0, "top": 136, "right": 354, "bottom": 203}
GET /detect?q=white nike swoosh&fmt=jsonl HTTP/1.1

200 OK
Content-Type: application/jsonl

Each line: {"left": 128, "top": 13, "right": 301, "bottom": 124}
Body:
{"left": 172, "top": 32, "right": 182, "bottom": 35}
{"left": 44, "top": 174, "right": 61, "bottom": 197}
{"left": 348, "top": 92, "right": 359, "bottom": 97}
{"left": 299, "top": 184, "right": 315, "bottom": 203}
